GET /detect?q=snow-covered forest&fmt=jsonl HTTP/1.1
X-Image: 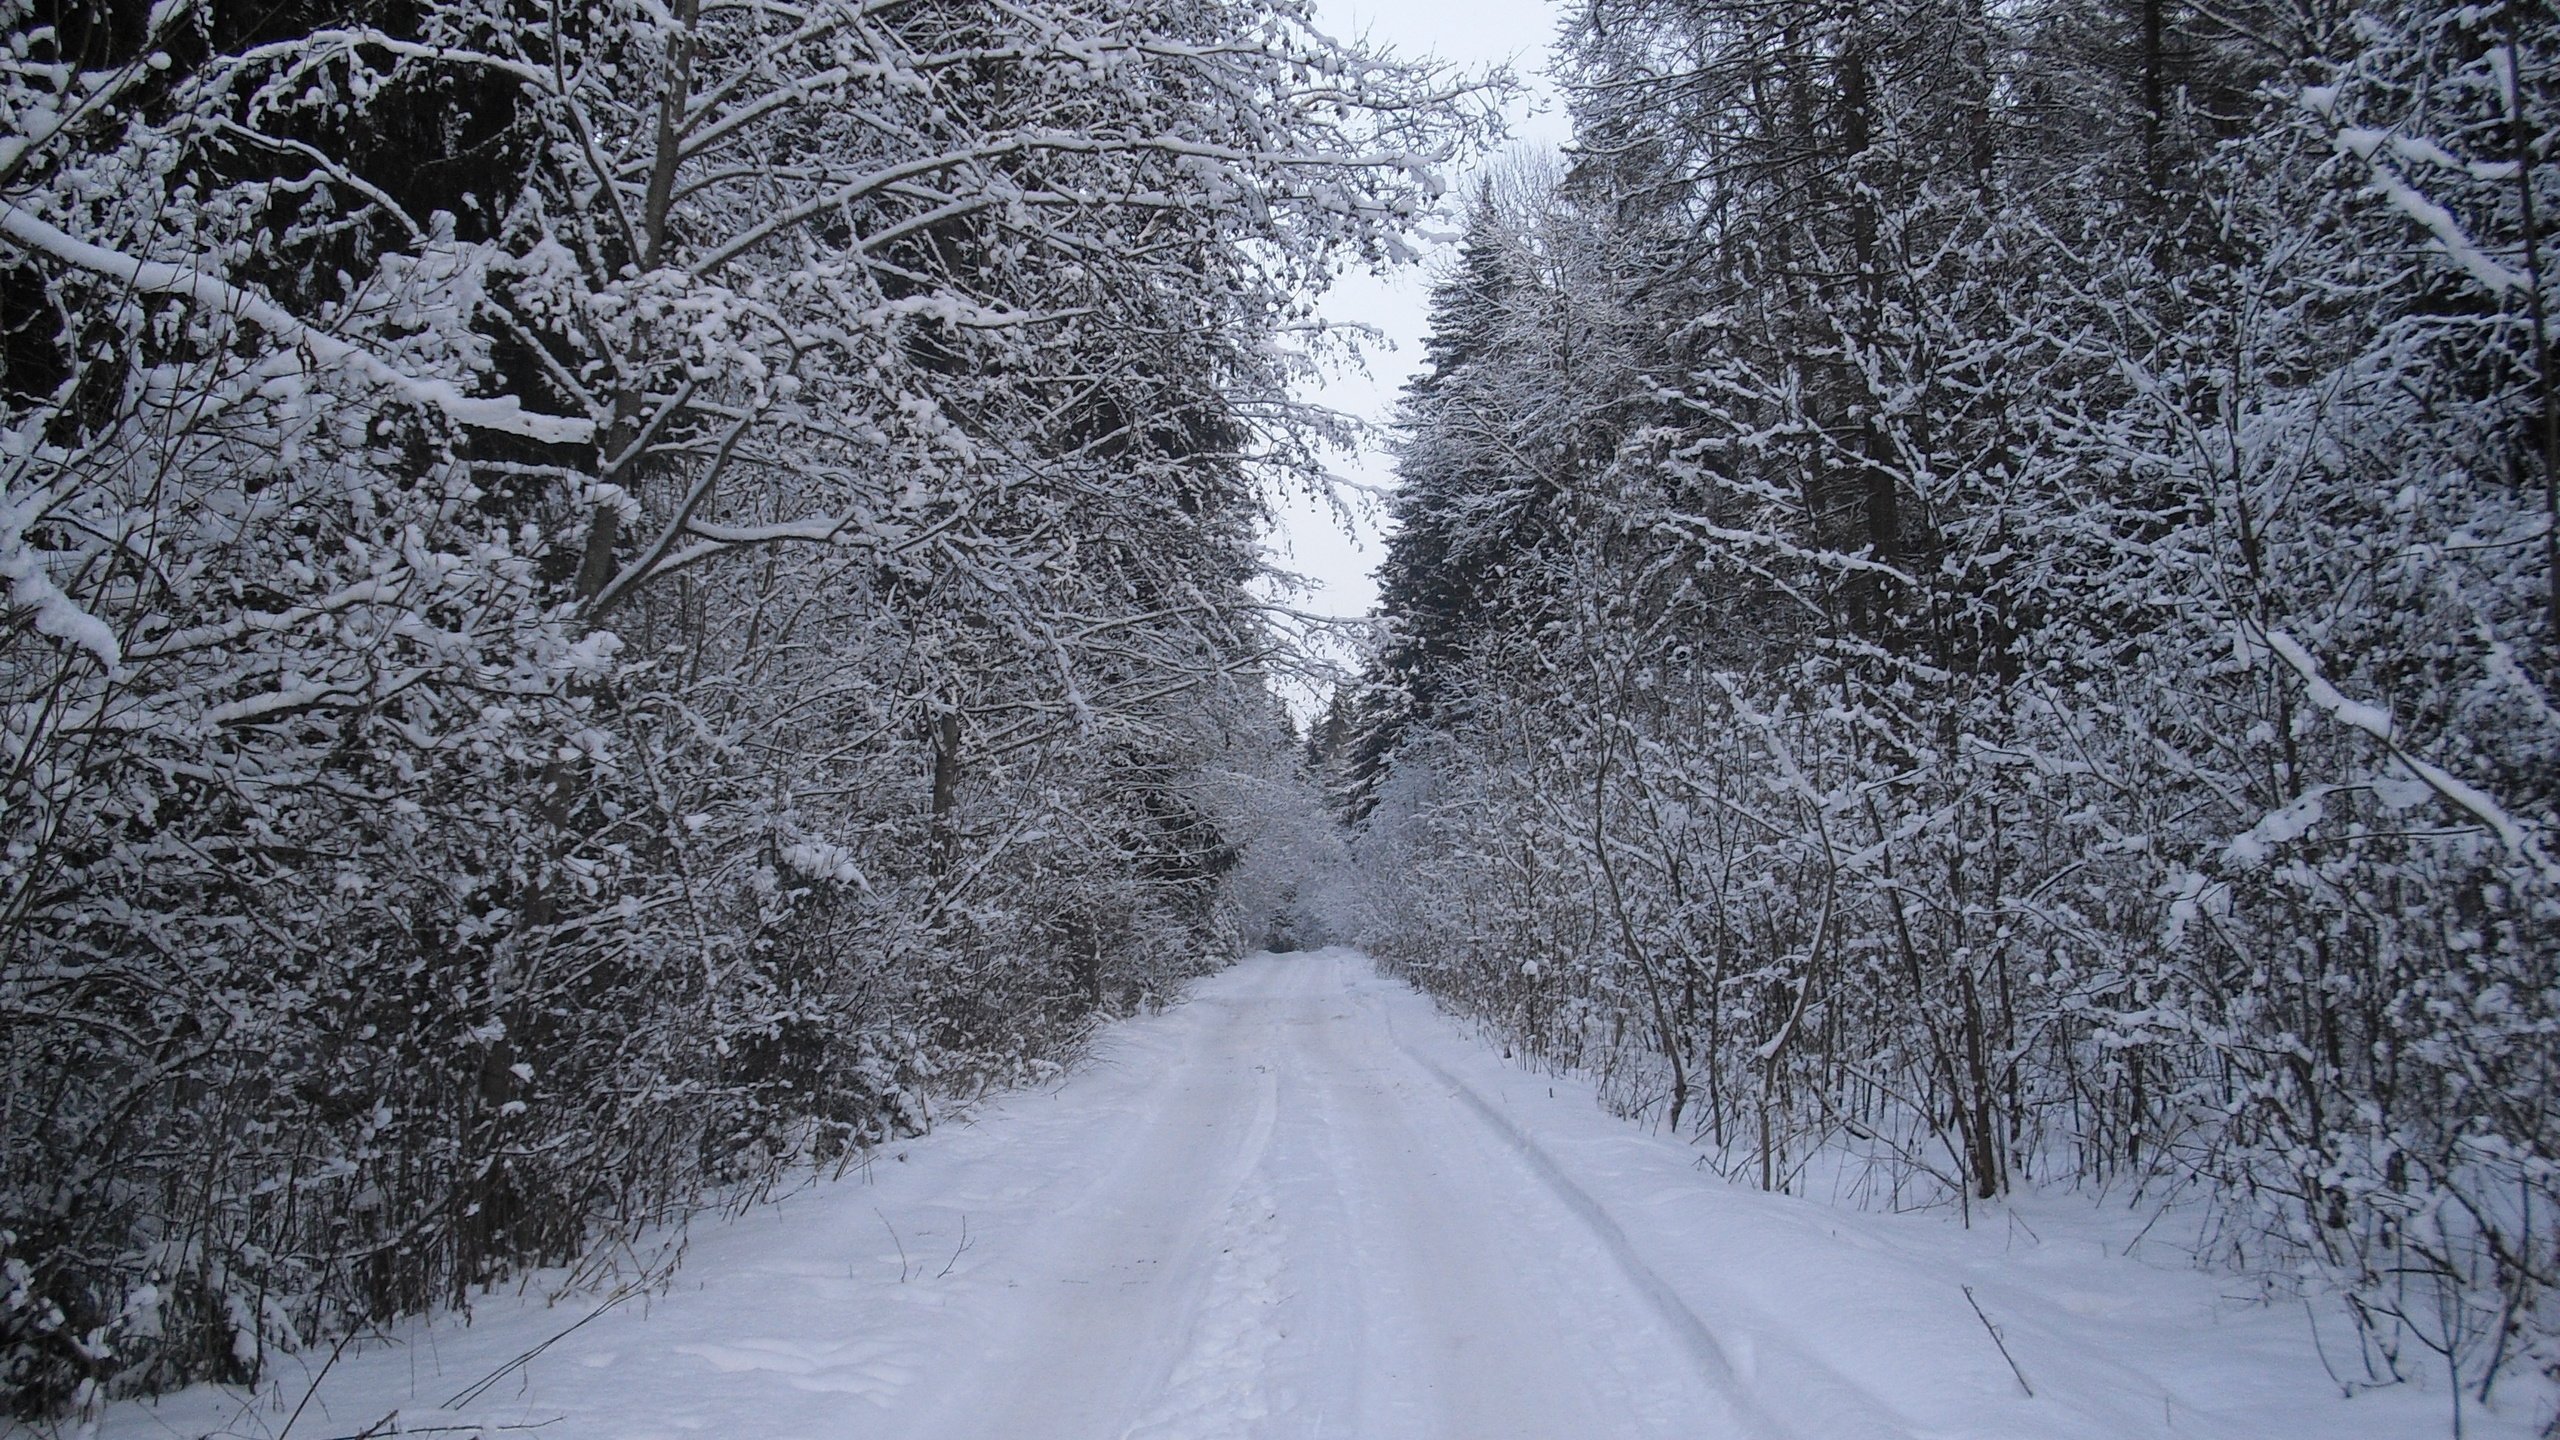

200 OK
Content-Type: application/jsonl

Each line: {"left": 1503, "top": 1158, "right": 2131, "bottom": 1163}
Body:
{"left": 1325, "top": 0, "right": 2560, "bottom": 1418}
{"left": 0, "top": 0, "right": 1465, "bottom": 1412}
{"left": 9, "top": 0, "right": 2560, "bottom": 1430}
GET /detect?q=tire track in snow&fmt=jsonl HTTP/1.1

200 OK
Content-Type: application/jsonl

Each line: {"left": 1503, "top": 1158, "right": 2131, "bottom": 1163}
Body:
{"left": 899, "top": 979, "right": 1287, "bottom": 1440}
{"left": 1293, "top": 970, "right": 1684, "bottom": 1438}
{"left": 1117, "top": 1035, "right": 1288, "bottom": 1439}
{"left": 1362, "top": 968, "right": 1917, "bottom": 1440}
{"left": 1119, "top": 1169, "right": 1289, "bottom": 1440}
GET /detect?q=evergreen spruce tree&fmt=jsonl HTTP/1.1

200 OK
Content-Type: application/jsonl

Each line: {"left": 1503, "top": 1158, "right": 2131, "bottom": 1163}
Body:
{"left": 1349, "top": 189, "right": 1531, "bottom": 816}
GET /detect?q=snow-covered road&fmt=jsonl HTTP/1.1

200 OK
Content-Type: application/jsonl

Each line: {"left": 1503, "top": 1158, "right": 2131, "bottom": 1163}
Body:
{"left": 102, "top": 949, "right": 2502, "bottom": 1439}
{"left": 898, "top": 948, "right": 1750, "bottom": 1440}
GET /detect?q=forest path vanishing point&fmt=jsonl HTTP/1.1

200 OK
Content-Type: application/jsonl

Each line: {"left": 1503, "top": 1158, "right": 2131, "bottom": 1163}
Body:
{"left": 96, "top": 951, "right": 2495, "bottom": 1440}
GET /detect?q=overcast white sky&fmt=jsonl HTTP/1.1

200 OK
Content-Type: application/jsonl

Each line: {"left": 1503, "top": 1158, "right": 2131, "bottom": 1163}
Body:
{"left": 1258, "top": 0, "right": 1569, "bottom": 708}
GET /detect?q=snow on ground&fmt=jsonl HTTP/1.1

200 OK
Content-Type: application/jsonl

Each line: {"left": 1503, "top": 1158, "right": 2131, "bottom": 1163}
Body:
{"left": 65, "top": 950, "right": 2534, "bottom": 1440}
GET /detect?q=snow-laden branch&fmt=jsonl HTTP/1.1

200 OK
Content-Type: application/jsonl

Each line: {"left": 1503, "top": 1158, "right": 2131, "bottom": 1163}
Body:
{"left": 0, "top": 528, "right": 118, "bottom": 669}
{"left": 1654, "top": 511, "right": 1919, "bottom": 586}
{"left": 687, "top": 127, "right": 1436, "bottom": 276}
{"left": 0, "top": 205, "right": 595, "bottom": 444}
{"left": 2298, "top": 88, "right": 2532, "bottom": 297}
{"left": 2251, "top": 624, "right": 2560, "bottom": 887}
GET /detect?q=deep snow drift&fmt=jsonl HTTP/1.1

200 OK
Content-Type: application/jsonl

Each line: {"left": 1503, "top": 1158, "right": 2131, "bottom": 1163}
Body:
{"left": 72, "top": 950, "right": 2534, "bottom": 1439}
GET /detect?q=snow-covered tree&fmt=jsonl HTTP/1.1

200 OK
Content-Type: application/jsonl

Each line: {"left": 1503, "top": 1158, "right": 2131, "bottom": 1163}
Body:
{"left": 0, "top": 0, "right": 1475, "bottom": 1410}
{"left": 1350, "top": 0, "right": 2560, "bottom": 1416}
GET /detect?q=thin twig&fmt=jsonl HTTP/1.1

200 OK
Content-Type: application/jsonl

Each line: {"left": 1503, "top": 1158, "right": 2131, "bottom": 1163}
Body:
{"left": 936, "top": 1214, "right": 972, "bottom": 1280}
{"left": 1963, "top": 1284, "right": 2034, "bottom": 1397}
{"left": 441, "top": 1287, "right": 639, "bottom": 1410}
{"left": 876, "top": 1207, "right": 910, "bottom": 1282}
{"left": 277, "top": 1327, "right": 361, "bottom": 1438}
{"left": 320, "top": 1419, "right": 563, "bottom": 1439}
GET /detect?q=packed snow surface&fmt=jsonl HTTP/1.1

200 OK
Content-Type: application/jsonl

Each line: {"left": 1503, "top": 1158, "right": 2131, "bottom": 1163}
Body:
{"left": 92, "top": 950, "right": 2515, "bottom": 1439}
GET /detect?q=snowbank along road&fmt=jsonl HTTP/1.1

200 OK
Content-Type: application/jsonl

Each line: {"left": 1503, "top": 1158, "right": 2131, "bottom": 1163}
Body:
{"left": 97, "top": 950, "right": 2505, "bottom": 1439}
